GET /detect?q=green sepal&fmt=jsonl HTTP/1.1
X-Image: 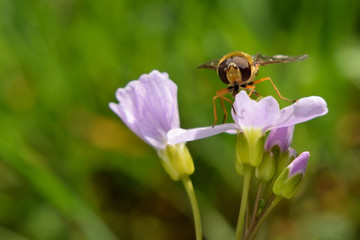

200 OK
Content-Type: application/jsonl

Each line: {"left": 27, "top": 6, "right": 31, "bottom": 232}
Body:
{"left": 274, "top": 149, "right": 291, "bottom": 179}
{"left": 235, "top": 160, "right": 244, "bottom": 176}
{"left": 157, "top": 143, "right": 194, "bottom": 181}
{"left": 269, "top": 145, "right": 281, "bottom": 160}
{"left": 255, "top": 151, "right": 275, "bottom": 182}
{"left": 273, "top": 168, "right": 303, "bottom": 199}
{"left": 236, "top": 128, "right": 265, "bottom": 168}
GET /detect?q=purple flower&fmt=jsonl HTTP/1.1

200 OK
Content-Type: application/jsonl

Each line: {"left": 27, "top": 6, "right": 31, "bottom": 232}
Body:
{"left": 168, "top": 91, "right": 328, "bottom": 144}
{"left": 265, "top": 126, "right": 294, "bottom": 152}
{"left": 109, "top": 70, "right": 194, "bottom": 180}
{"left": 109, "top": 70, "right": 179, "bottom": 150}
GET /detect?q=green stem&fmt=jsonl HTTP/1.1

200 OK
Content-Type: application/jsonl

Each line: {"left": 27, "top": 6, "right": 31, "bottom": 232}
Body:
{"left": 235, "top": 166, "right": 252, "bottom": 240}
{"left": 245, "top": 201, "right": 250, "bottom": 232}
{"left": 246, "top": 196, "right": 282, "bottom": 240}
{"left": 181, "top": 176, "right": 202, "bottom": 240}
{"left": 246, "top": 181, "right": 264, "bottom": 238}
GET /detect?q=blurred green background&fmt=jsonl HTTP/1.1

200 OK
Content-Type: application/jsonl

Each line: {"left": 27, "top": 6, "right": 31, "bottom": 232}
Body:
{"left": 0, "top": 0, "right": 360, "bottom": 239}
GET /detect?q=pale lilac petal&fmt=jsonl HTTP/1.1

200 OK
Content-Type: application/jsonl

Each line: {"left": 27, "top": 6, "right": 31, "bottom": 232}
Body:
{"left": 167, "top": 123, "right": 238, "bottom": 145}
{"left": 110, "top": 83, "right": 143, "bottom": 141}
{"left": 225, "top": 129, "right": 238, "bottom": 134}
{"left": 110, "top": 70, "right": 180, "bottom": 150}
{"left": 231, "top": 91, "right": 280, "bottom": 130}
{"left": 288, "top": 151, "right": 309, "bottom": 177}
{"left": 265, "top": 126, "right": 294, "bottom": 152}
{"left": 269, "top": 96, "right": 328, "bottom": 130}
{"left": 136, "top": 71, "right": 179, "bottom": 131}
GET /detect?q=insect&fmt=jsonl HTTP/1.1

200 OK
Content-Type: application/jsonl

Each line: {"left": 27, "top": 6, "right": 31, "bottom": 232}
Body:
{"left": 198, "top": 51, "right": 308, "bottom": 126}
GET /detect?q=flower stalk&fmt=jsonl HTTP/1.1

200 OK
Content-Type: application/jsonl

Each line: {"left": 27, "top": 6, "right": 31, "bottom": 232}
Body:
{"left": 245, "top": 195, "right": 282, "bottom": 240}
{"left": 235, "top": 165, "right": 252, "bottom": 240}
{"left": 181, "top": 176, "right": 202, "bottom": 240}
{"left": 248, "top": 181, "right": 264, "bottom": 235}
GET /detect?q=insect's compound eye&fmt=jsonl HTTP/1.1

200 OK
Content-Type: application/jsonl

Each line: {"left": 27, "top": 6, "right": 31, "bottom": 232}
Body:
{"left": 217, "top": 58, "right": 231, "bottom": 84}
{"left": 217, "top": 56, "right": 251, "bottom": 84}
{"left": 232, "top": 56, "right": 251, "bottom": 82}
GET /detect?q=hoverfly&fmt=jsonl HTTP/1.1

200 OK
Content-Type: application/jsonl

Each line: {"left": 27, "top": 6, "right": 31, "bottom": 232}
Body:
{"left": 198, "top": 51, "right": 308, "bottom": 126}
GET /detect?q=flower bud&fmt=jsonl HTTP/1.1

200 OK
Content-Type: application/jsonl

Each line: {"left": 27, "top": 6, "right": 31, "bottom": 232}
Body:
{"left": 236, "top": 128, "right": 265, "bottom": 168}
{"left": 265, "top": 126, "right": 294, "bottom": 153}
{"left": 157, "top": 143, "right": 194, "bottom": 181}
{"left": 273, "top": 151, "right": 309, "bottom": 199}
{"left": 255, "top": 151, "right": 275, "bottom": 182}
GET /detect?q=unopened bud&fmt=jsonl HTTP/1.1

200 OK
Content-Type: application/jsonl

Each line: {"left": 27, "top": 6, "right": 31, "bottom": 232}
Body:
{"left": 273, "top": 152, "right": 309, "bottom": 199}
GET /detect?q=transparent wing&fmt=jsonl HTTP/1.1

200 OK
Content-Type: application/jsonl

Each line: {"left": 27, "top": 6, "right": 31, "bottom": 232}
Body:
{"left": 197, "top": 59, "right": 219, "bottom": 70}
{"left": 253, "top": 53, "right": 308, "bottom": 66}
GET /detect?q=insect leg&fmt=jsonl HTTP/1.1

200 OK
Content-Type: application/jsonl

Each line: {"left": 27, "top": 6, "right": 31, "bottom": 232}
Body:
{"left": 219, "top": 97, "right": 227, "bottom": 123}
{"left": 220, "top": 95, "right": 235, "bottom": 123}
{"left": 246, "top": 85, "right": 256, "bottom": 97}
{"left": 252, "top": 77, "right": 297, "bottom": 102}
{"left": 252, "top": 90, "right": 261, "bottom": 97}
{"left": 245, "top": 85, "right": 264, "bottom": 101}
{"left": 227, "top": 96, "right": 237, "bottom": 115}
{"left": 213, "top": 87, "right": 233, "bottom": 127}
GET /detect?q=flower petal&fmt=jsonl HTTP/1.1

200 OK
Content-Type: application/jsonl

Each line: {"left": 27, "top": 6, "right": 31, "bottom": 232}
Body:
{"left": 110, "top": 70, "right": 180, "bottom": 150}
{"left": 136, "top": 71, "right": 180, "bottom": 131}
{"left": 167, "top": 123, "right": 238, "bottom": 145}
{"left": 110, "top": 82, "right": 143, "bottom": 140}
{"left": 269, "top": 96, "right": 328, "bottom": 130}
{"left": 289, "top": 151, "right": 309, "bottom": 177}
{"left": 265, "top": 126, "right": 294, "bottom": 152}
{"left": 232, "top": 91, "right": 280, "bottom": 130}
